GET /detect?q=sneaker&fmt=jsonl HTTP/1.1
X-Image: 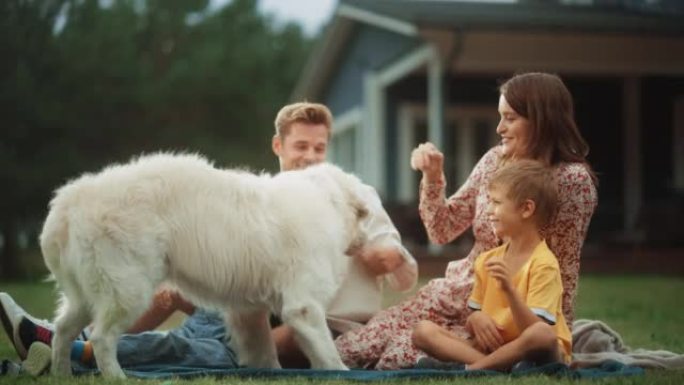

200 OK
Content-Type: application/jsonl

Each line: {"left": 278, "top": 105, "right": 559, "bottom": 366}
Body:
{"left": 22, "top": 342, "right": 52, "bottom": 376}
{"left": 1, "top": 292, "right": 89, "bottom": 360}
{"left": 19, "top": 318, "right": 55, "bottom": 348}
{"left": 511, "top": 360, "right": 538, "bottom": 372}
{"left": 414, "top": 356, "right": 466, "bottom": 370}
{"left": 0, "top": 292, "right": 51, "bottom": 359}
{"left": 0, "top": 360, "right": 22, "bottom": 376}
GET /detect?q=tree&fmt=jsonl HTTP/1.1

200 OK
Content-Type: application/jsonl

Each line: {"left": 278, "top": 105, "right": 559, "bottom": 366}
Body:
{"left": 0, "top": 0, "right": 68, "bottom": 279}
{"left": 0, "top": 0, "right": 313, "bottom": 278}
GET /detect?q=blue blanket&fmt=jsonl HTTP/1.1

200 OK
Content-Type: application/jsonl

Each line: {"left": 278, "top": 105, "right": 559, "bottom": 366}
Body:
{"left": 73, "top": 360, "right": 642, "bottom": 380}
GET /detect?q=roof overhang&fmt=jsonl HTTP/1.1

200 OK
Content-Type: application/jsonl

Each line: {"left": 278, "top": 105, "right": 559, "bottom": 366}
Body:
{"left": 290, "top": 3, "right": 420, "bottom": 101}
{"left": 292, "top": 0, "right": 684, "bottom": 101}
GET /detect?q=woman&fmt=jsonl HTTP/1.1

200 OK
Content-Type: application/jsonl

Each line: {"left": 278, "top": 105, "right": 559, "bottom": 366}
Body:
{"left": 335, "top": 72, "right": 598, "bottom": 369}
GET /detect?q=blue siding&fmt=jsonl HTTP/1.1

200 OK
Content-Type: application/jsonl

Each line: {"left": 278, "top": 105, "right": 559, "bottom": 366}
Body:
{"left": 323, "top": 25, "right": 418, "bottom": 116}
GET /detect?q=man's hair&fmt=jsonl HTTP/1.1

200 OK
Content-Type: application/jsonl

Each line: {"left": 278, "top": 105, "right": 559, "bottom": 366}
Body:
{"left": 488, "top": 159, "right": 558, "bottom": 228}
{"left": 274, "top": 102, "right": 333, "bottom": 138}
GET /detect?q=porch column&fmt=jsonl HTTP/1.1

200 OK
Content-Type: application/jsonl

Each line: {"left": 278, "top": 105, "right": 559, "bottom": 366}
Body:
{"left": 427, "top": 48, "right": 444, "bottom": 255}
{"left": 397, "top": 105, "right": 415, "bottom": 203}
{"left": 427, "top": 48, "right": 444, "bottom": 150}
{"left": 456, "top": 118, "right": 475, "bottom": 185}
{"left": 363, "top": 72, "right": 384, "bottom": 194}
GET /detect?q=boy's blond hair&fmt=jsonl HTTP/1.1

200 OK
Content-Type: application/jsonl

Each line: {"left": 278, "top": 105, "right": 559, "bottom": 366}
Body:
{"left": 489, "top": 160, "right": 558, "bottom": 228}
{"left": 274, "top": 102, "right": 332, "bottom": 138}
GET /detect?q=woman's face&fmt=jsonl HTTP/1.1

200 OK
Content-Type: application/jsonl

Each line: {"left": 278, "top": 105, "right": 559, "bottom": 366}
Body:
{"left": 496, "top": 94, "right": 531, "bottom": 158}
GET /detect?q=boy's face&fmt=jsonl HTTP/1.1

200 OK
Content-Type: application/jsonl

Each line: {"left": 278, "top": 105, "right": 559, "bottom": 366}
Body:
{"left": 272, "top": 122, "right": 329, "bottom": 171}
{"left": 486, "top": 185, "right": 526, "bottom": 239}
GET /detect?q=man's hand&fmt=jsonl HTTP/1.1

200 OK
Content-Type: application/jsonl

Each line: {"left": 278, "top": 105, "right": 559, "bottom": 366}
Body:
{"left": 410, "top": 142, "right": 445, "bottom": 183}
{"left": 356, "top": 246, "right": 405, "bottom": 276}
{"left": 465, "top": 311, "right": 504, "bottom": 353}
{"left": 153, "top": 288, "right": 178, "bottom": 311}
{"left": 152, "top": 288, "right": 195, "bottom": 315}
{"left": 485, "top": 258, "right": 514, "bottom": 294}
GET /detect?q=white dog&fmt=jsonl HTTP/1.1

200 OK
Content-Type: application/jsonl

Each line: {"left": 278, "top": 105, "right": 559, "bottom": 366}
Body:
{"left": 39, "top": 153, "right": 368, "bottom": 378}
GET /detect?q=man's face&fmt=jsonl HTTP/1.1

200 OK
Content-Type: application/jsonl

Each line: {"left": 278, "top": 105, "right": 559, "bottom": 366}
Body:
{"left": 272, "top": 122, "right": 329, "bottom": 171}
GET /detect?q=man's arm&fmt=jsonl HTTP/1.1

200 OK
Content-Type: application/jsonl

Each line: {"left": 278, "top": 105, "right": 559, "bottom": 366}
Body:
{"left": 127, "top": 288, "right": 196, "bottom": 334}
{"left": 356, "top": 245, "right": 417, "bottom": 291}
{"left": 354, "top": 185, "right": 418, "bottom": 291}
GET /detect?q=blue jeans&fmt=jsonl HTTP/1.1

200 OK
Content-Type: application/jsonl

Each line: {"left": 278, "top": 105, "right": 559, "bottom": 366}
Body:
{"left": 113, "top": 309, "right": 239, "bottom": 368}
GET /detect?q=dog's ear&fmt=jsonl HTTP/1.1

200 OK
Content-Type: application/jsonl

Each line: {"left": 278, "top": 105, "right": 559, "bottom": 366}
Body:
{"left": 345, "top": 198, "right": 368, "bottom": 256}
{"left": 325, "top": 165, "right": 369, "bottom": 221}
{"left": 349, "top": 193, "right": 368, "bottom": 221}
{"left": 310, "top": 163, "right": 370, "bottom": 225}
{"left": 317, "top": 165, "right": 371, "bottom": 258}
{"left": 344, "top": 236, "right": 365, "bottom": 257}
{"left": 354, "top": 202, "right": 368, "bottom": 220}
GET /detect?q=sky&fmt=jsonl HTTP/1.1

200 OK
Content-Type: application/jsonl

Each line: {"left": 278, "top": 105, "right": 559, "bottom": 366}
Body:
{"left": 258, "top": 0, "right": 338, "bottom": 36}
{"left": 211, "top": 1, "right": 524, "bottom": 37}
{"left": 211, "top": 0, "right": 338, "bottom": 37}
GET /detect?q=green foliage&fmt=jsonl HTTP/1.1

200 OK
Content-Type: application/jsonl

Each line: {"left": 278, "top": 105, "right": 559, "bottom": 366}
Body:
{"left": 0, "top": 0, "right": 313, "bottom": 277}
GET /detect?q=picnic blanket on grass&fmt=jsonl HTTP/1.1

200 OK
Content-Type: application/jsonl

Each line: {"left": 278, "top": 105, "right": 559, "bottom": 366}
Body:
{"left": 9, "top": 319, "right": 680, "bottom": 379}
{"left": 69, "top": 361, "right": 642, "bottom": 380}
{"left": 572, "top": 319, "right": 684, "bottom": 369}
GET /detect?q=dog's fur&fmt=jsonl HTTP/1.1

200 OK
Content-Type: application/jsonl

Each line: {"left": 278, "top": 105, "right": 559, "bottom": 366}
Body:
{"left": 39, "top": 153, "right": 368, "bottom": 377}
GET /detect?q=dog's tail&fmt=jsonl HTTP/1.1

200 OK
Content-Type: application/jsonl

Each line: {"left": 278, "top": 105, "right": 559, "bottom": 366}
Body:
{"left": 39, "top": 204, "right": 69, "bottom": 276}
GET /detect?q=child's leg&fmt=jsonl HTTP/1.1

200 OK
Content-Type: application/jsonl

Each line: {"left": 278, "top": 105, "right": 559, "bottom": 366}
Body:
{"left": 468, "top": 321, "right": 560, "bottom": 371}
{"left": 412, "top": 320, "right": 485, "bottom": 364}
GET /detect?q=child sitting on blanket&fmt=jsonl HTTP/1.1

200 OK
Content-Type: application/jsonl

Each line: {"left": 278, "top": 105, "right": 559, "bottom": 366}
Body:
{"left": 412, "top": 160, "right": 572, "bottom": 371}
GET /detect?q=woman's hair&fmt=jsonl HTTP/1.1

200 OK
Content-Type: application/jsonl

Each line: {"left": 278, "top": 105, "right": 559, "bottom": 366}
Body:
{"left": 489, "top": 159, "right": 558, "bottom": 229}
{"left": 499, "top": 72, "right": 596, "bottom": 183}
{"left": 274, "top": 102, "right": 332, "bottom": 138}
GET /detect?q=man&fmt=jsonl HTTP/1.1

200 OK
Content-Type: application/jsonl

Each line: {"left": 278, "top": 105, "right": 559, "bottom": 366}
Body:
{"left": 269, "top": 102, "right": 417, "bottom": 367}
{"left": 0, "top": 102, "right": 417, "bottom": 374}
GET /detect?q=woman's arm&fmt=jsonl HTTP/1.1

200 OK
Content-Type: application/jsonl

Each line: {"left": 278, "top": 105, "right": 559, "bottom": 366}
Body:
{"left": 418, "top": 148, "right": 499, "bottom": 245}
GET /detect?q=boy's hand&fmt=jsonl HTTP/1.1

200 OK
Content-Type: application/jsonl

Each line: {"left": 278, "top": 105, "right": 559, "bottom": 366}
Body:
{"left": 466, "top": 311, "right": 504, "bottom": 353}
{"left": 485, "top": 259, "right": 514, "bottom": 294}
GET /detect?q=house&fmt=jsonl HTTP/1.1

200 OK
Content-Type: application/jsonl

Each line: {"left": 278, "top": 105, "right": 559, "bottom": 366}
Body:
{"left": 292, "top": 0, "right": 684, "bottom": 257}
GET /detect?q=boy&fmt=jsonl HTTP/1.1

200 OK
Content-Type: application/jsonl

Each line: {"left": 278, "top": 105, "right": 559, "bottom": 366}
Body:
{"left": 411, "top": 160, "right": 571, "bottom": 371}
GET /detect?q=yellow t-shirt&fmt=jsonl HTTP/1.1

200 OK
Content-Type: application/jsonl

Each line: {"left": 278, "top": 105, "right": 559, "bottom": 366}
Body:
{"left": 467, "top": 240, "right": 572, "bottom": 362}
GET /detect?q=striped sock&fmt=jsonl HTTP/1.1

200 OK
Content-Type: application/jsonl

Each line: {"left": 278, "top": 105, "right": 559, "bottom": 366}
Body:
{"left": 18, "top": 318, "right": 53, "bottom": 347}
{"left": 71, "top": 341, "right": 94, "bottom": 365}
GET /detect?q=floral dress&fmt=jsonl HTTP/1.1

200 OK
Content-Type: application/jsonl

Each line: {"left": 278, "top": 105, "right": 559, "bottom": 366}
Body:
{"left": 335, "top": 146, "right": 598, "bottom": 369}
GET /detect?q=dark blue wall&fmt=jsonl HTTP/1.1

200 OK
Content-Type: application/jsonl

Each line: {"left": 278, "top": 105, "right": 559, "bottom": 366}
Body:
{"left": 323, "top": 25, "right": 418, "bottom": 116}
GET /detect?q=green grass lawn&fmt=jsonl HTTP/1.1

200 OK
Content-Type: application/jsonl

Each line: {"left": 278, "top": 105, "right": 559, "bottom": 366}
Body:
{"left": 1, "top": 275, "right": 683, "bottom": 384}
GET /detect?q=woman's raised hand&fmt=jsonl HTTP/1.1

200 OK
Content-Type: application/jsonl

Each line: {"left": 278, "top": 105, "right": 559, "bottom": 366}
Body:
{"left": 410, "top": 142, "right": 444, "bottom": 183}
